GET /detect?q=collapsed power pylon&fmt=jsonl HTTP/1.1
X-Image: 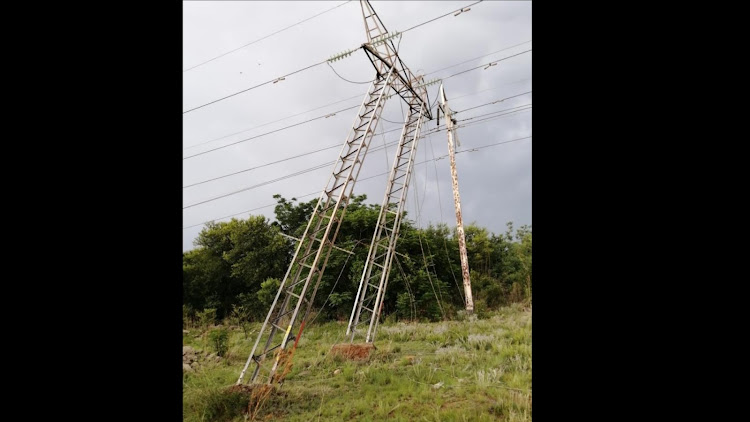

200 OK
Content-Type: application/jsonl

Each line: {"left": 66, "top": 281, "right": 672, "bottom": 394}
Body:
{"left": 237, "top": 0, "right": 431, "bottom": 386}
{"left": 344, "top": 3, "right": 431, "bottom": 345}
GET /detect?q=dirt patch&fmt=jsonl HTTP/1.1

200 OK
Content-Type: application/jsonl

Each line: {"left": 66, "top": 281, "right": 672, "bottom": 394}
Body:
{"left": 330, "top": 343, "right": 376, "bottom": 360}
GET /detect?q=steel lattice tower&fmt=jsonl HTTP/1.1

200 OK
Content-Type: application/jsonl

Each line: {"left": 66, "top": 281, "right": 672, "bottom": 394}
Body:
{"left": 238, "top": 0, "right": 432, "bottom": 386}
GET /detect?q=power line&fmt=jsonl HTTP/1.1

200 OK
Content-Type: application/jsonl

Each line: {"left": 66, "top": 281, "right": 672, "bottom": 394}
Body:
{"left": 183, "top": 93, "right": 363, "bottom": 151}
{"left": 184, "top": 1, "right": 352, "bottom": 73}
{"left": 183, "top": 131, "right": 532, "bottom": 221}
{"left": 183, "top": 1, "right": 498, "bottom": 116}
{"left": 182, "top": 131, "right": 527, "bottom": 230}
{"left": 380, "top": 115, "right": 407, "bottom": 125}
{"left": 457, "top": 108, "right": 532, "bottom": 128}
{"left": 183, "top": 103, "right": 360, "bottom": 160}
{"left": 183, "top": 143, "right": 342, "bottom": 189}
{"left": 182, "top": 44, "right": 528, "bottom": 117}
{"left": 327, "top": 61, "right": 377, "bottom": 85}
{"left": 184, "top": 162, "right": 334, "bottom": 210}
{"left": 183, "top": 139, "right": 403, "bottom": 209}
{"left": 184, "top": 107, "right": 417, "bottom": 160}
{"left": 437, "top": 106, "right": 532, "bottom": 134}
{"left": 183, "top": 119, "right": 410, "bottom": 189}
{"left": 183, "top": 192, "right": 320, "bottom": 230}
{"left": 455, "top": 136, "right": 531, "bottom": 155}
{"left": 411, "top": 136, "right": 446, "bottom": 319}
{"left": 441, "top": 49, "right": 531, "bottom": 81}
{"left": 454, "top": 104, "right": 532, "bottom": 123}
{"left": 453, "top": 91, "right": 532, "bottom": 114}
{"left": 182, "top": 136, "right": 520, "bottom": 232}
{"left": 424, "top": 40, "right": 531, "bottom": 77}
{"left": 184, "top": 137, "right": 402, "bottom": 189}
{"left": 184, "top": 71, "right": 530, "bottom": 160}
{"left": 183, "top": 127, "right": 531, "bottom": 233}
{"left": 183, "top": 60, "right": 327, "bottom": 114}
{"left": 184, "top": 101, "right": 531, "bottom": 195}
{"left": 450, "top": 78, "right": 530, "bottom": 101}
{"left": 181, "top": 77, "right": 490, "bottom": 154}
{"left": 183, "top": 43, "right": 531, "bottom": 151}
{"left": 402, "top": 0, "right": 484, "bottom": 33}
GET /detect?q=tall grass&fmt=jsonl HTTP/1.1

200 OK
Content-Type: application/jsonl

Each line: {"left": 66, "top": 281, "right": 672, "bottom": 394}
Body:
{"left": 183, "top": 305, "right": 531, "bottom": 421}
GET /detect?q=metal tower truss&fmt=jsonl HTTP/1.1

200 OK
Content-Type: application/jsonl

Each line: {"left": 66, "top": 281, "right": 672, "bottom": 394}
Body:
{"left": 359, "top": 0, "right": 433, "bottom": 121}
{"left": 237, "top": 66, "right": 396, "bottom": 386}
{"left": 346, "top": 97, "right": 426, "bottom": 343}
{"left": 342, "top": 1, "right": 432, "bottom": 344}
{"left": 237, "top": 0, "right": 431, "bottom": 386}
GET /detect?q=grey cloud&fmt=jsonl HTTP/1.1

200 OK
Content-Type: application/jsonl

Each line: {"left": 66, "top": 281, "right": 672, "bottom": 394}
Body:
{"left": 183, "top": 1, "right": 531, "bottom": 251}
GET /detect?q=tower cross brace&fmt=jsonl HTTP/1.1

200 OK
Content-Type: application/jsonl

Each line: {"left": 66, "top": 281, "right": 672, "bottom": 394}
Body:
{"left": 237, "top": 0, "right": 431, "bottom": 386}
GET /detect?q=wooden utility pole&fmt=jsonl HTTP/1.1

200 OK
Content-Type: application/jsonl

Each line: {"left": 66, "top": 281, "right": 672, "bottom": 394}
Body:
{"left": 439, "top": 84, "right": 474, "bottom": 313}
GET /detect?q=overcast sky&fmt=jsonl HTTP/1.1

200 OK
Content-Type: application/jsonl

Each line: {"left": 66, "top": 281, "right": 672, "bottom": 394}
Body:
{"left": 182, "top": 1, "right": 531, "bottom": 251}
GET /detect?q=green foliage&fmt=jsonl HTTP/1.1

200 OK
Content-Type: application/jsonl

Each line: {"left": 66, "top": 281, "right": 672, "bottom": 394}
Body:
{"left": 256, "top": 278, "right": 280, "bottom": 308}
{"left": 395, "top": 292, "right": 414, "bottom": 320}
{"left": 183, "top": 194, "right": 531, "bottom": 325}
{"left": 229, "top": 304, "right": 253, "bottom": 338}
{"left": 272, "top": 194, "right": 317, "bottom": 237}
{"left": 183, "top": 305, "right": 193, "bottom": 329}
{"left": 183, "top": 215, "right": 289, "bottom": 320}
{"left": 326, "top": 292, "right": 351, "bottom": 308}
{"left": 473, "top": 298, "right": 490, "bottom": 320}
{"left": 197, "top": 308, "right": 216, "bottom": 331}
{"left": 201, "top": 388, "right": 249, "bottom": 422}
{"left": 208, "top": 328, "right": 229, "bottom": 357}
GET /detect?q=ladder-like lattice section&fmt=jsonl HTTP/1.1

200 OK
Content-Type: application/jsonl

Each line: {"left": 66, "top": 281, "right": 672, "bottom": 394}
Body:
{"left": 346, "top": 96, "right": 426, "bottom": 344}
{"left": 237, "top": 65, "right": 396, "bottom": 385}
{"left": 236, "top": 0, "right": 433, "bottom": 387}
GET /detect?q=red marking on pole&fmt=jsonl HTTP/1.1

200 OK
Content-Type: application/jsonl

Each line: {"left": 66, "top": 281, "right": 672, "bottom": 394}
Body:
{"left": 292, "top": 320, "right": 306, "bottom": 352}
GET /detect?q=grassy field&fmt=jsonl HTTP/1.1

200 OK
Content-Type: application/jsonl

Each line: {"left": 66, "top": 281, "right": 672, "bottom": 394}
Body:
{"left": 183, "top": 304, "right": 531, "bottom": 421}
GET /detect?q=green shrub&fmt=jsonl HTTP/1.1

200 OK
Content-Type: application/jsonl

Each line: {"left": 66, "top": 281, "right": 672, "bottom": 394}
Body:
{"left": 197, "top": 308, "right": 217, "bottom": 331}
{"left": 510, "top": 282, "right": 525, "bottom": 303}
{"left": 209, "top": 328, "right": 229, "bottom": 357}
{"left": 257, "top": 278, "right": 280, "bottom": 308}
{"left": 229, "top": 304, "right": 253, "bottom": 338}
{"left": 183, "top": 305, "right": 193, "bottom": 329}
{"left": 202, "top": 389, "right": 249, "bottom": 422}
{"left": 474, "top": 299, "right": 489, "bottom": 319}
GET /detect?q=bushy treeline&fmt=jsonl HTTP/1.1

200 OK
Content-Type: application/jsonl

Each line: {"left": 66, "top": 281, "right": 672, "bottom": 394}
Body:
{"left": 183, "top": 194, "right": 531, "bottom": 324}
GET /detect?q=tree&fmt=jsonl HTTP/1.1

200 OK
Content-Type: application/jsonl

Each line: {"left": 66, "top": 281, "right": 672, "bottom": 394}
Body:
{"left": 183, "top": 215, "right": 288, "bottom": 319}
{"left": 184, "top": 192, "right": 532, "bottom": 323}
{"left": 272, "top": 194, "right": 317, "bottom": 237}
